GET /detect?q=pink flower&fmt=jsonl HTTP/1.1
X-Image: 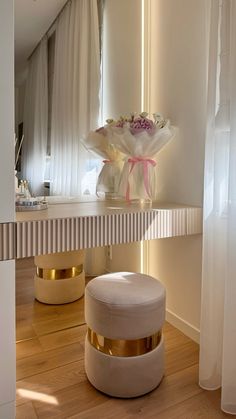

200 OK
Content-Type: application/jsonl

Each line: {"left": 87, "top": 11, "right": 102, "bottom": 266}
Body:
{"left": 129, "top": 117, "right": 155, "bottom": 135}
{"left": 115, "top": 120, "right": 125, "bottom": 128}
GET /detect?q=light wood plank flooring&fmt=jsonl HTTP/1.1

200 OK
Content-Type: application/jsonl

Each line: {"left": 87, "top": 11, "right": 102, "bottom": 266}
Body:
{"left": 16, "top": 258, "right": 230, "bottom": 419}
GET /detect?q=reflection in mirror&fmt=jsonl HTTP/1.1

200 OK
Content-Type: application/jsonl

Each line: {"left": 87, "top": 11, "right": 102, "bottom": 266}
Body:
{"left": 16, "top": 246, "right": 107, "bottom": 345}
{"left": 14, "top": 0, "right": 142, "bottom": 351}
{"left": 15, "top": 0, "right": 104, "bottom": 198}
{"left": 16, "top": 257, "right": 86, "bottom": 344}
{"left": 14, "top": 0, "right": 108, "bottom": 348}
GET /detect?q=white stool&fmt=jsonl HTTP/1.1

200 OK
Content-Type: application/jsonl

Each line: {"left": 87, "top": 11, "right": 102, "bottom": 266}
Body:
{"left": 34, "top": 250, "right": 85, "bottom": 304}
{"left": 84, "top": 271, "right": 166, "bottom": 398}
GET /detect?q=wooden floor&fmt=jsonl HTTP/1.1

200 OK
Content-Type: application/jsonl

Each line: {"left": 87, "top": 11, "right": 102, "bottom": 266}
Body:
{"left": 16, "top": 258, "right": 229, "bottom": 419}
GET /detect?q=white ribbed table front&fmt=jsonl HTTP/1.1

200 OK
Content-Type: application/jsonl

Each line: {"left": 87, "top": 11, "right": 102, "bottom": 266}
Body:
{"left": 0, "top": 199, "right": 202, "bottom": 260}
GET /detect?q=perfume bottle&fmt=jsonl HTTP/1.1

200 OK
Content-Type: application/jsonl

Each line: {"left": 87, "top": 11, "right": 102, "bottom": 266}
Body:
{"left": 19, "top": 180, "right": 31, "bottom": 198}
{"left": 15, "top": 170, "right": 19, "bottom": 193}
{"left": 23, "top": 180, "right": 31, "bottom": 198}
{"left": 19, "top": 180, "right": 24, "bottom": 195}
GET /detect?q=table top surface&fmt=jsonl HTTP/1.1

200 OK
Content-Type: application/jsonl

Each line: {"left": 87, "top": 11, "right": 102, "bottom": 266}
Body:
{"left": 16, "top": 198, "right": 200, "bottom": 222}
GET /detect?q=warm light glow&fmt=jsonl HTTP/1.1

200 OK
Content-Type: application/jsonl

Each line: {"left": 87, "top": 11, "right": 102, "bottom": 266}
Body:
{"left": 140, "top": 240, "right": 144, "bottom": 274}
{"left": 140, "top": 1, "right": 151, "bottom": 275}
{"left": 140, "top": 1, "right": 145, "bottom": 275}
{"left": 17, "top": 389, "right": 59, "bottom": 405}
{"left": 97, "top": 272, "right": 137, "bottom": 283}
{"left": 141, "top": 0, "right": 145, "bottom": 112}
{"left": 141, "top": 0, "right": 151, "bottom": 112}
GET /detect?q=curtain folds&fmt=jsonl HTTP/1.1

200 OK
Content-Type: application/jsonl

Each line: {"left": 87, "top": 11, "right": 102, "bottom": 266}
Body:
{"left": 200, "top": 0, "right": 236, "bottom": 414}
{"left": 50, "top": 0, "right": 100, "bottom": 196}
{"left": 22, "top": 37, "right": 48, "bottom": 196}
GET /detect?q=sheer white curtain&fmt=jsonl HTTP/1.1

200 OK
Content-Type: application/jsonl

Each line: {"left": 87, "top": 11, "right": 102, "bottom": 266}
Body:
{"left": 22, "top": 37, "right": 48, "bottom": 196}
{"left": 200, "top": 0, "right": 236, "bottom": 414}
{"left": 50, "top": 0, "right": 100, "bottom": 196}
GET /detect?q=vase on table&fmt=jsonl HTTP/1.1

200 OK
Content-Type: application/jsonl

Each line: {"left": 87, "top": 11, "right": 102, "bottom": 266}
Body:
{"left": 118, "top": 157, "right": 157, "bottom": 203}
{"left": 96, "top": 159, "right": 123, "bottom": 199}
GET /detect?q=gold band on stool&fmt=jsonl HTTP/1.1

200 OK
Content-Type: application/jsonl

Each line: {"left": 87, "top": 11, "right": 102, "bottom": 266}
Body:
{"left": 87, "top": 327, "right": 162, "bottom": 357}
{"left": 36, "top": 264, "right": 83, "bottom": 280}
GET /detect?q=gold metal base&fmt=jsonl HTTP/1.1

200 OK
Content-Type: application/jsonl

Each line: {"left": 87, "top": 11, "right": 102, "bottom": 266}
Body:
{"left": 87, "top": 328, "right": 162, "bottom": 357}
{"left": 36, "top": 264, "right": 83, "bottom": 280}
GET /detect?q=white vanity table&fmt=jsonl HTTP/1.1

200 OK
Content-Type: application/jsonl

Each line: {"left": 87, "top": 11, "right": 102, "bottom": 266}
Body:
{"left": 1, "top": 198, "right": 202, "bottom": 310}
{"left": 0, "top": 199, "right": 202, "bottom": 261}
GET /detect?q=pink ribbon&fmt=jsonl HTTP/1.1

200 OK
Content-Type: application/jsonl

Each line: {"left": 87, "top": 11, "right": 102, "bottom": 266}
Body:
{"left": 126, "top": 157, "right": 156, "bottom": 201}
{"left": 103, "top": 159, "right": 113, "bottom": 164}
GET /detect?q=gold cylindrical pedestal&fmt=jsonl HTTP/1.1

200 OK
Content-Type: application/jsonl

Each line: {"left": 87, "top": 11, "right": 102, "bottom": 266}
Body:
{"left": 34, "top": 250, "right": 85, "bottom": 304}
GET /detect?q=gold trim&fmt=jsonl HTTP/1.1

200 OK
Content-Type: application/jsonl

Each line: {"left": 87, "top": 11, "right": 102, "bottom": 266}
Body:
{"left": 36, "top": 264, "right": 83, "bottom": 280}
{"left": 87, "top": 328, "right": 162, "bottom": 357}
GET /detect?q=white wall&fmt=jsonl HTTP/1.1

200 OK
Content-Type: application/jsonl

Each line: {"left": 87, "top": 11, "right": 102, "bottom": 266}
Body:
{"left": 106, "top": 242, "right": 143, "bottom": 274}
{"left": 147, "top": 0, "right": 209, "bottom": 341}
{"left": 85, "top": 246, "right": 107, "bottom": 276}
{"left": 0, "top": 0, "right": 16, "bottom": 417}
{"left": 15, "top": 83, "right": 25, "bottom": 138}
{"left": 102, "top": 0, "right": 143, "bottom": 274}
{"left": 148, "top": 235, "right": 202, "bottom": 342}
{"left": 0, "top": 262, "right": 16, "bottom": 418}
{"left": 102, "top": 0, "right": 142, "bottom": 121}
{"left": 102, "top": 0, "right": 208, "bottom": 342}
{"left": 150, "top": 0, "right": 208, "bottom": 207}
{"left": 0, "top": 1, "right": 15, "bottom": 223}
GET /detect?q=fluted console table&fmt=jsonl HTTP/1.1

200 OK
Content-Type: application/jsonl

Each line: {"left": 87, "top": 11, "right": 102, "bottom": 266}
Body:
{"left": 0, "top": 200, "right": 202, "bottom": 261}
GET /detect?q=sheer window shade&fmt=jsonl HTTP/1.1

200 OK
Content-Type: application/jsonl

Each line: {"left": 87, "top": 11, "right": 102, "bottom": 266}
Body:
{"left": 22, "top": 37, "right": 48, "bottom": 196}
{"left": 50, "top": 0, "right": 101, "bottom": 196}
{"left": 200, "top": 0, "right": 236, "bottom": 414}
{"left": 47, "top": 32, "right": 55, "bottom": 157}
{"left": 22, "top": 0, "right": 102, "bottom": 197}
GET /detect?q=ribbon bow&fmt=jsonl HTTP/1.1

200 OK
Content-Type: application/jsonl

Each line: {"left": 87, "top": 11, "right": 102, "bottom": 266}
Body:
{"left": 126, "top": 157, "right": 156, "bottom": 201}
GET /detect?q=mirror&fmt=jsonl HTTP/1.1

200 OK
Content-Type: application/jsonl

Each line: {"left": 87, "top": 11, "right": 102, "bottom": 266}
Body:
{"left": 15, "top": 0, "right": 68, "bottom": 188}
{"left": 14, "top": 0, "right": 106, "bottom": 343}
{"left": 14, "top": 0, "right": 141, "bottom": 198}
{"left": 16, "top": 257, "right": 87, "bottom": 343}
{"left": 15, "top": 0, "right": 88, "bottom": 346}
{"left": 14, "top": 0, "right": 142, "bottom": 343}
{"left": 15, "top": 0, "right": 104, "bottom": 198}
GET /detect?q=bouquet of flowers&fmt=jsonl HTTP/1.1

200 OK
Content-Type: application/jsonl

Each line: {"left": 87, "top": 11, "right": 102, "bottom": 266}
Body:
{"left": 106, "top": 112, "right": 176, "bottom": 201}
{"left": 83, "top": 128, "right": 124, "bottom": 197}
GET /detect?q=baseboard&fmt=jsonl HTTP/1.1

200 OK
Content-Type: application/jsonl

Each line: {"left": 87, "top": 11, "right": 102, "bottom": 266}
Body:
{"left": 0, "top": 400, "right": 15, "bottom": 419}
{"left": 166, "top": 309, "right": 200, "bottom": 344}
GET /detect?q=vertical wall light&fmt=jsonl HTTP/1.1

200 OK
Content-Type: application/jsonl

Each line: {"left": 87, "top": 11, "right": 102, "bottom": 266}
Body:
{"left": 141, "top": 0, "right": 151, "bottom": 113}
{"left": 140, "top": 0, "right": 152, "bottom": 274}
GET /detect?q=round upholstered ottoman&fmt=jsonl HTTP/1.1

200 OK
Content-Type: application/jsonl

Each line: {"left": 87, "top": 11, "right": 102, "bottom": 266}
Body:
{"left": 34, "top": 250, "right": 85, "bottom": 304}
{"left": 84, "top": 271, "right": 166, "bottom": 398}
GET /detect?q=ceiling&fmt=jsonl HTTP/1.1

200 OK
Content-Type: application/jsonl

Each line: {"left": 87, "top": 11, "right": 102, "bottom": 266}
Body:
{"left": 15, "top": 0, "right": 67, "bottom": 85}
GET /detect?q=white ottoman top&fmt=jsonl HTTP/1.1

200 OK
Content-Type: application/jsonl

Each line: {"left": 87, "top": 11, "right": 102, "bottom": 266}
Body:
{"left": 85, "top": 272, "right": 166, "bottom": 340}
